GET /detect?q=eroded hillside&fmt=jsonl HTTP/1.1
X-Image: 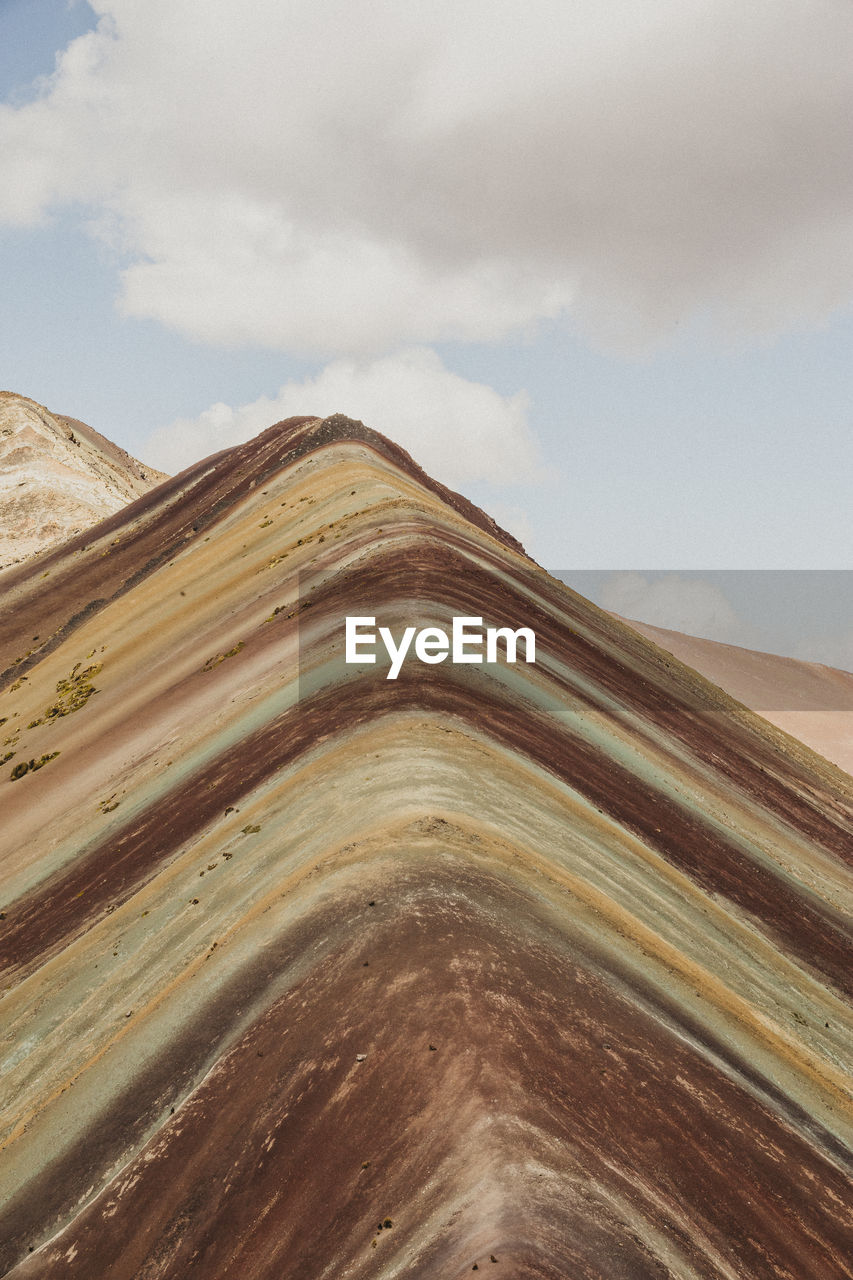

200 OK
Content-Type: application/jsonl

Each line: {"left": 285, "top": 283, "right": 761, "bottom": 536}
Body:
{"left": 0, "top": 414, "right": 851, "bottom": 1279}
{"left": 0, "top": 391, "right": 168, "bottom": 571}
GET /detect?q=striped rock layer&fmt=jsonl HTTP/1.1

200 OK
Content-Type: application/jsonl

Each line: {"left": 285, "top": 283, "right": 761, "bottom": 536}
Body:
{"left": 0, "top": 414, "right": 851, "bottom": 1279}
{"left": 0, "top": 391, "right": 168, "bottom": 573}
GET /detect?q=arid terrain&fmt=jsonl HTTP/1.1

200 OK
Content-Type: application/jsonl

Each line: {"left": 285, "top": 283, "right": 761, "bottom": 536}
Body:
{"left": 0, "top": 413, "right": 850, "bottom": 1278}
{"left": 0, "top": 391, "right": 167, "bottom": 572}
{"left": 619, "top": 616, "right": 853, "bottom": 777}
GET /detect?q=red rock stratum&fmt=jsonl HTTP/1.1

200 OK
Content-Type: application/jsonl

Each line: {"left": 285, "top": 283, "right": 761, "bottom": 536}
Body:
{"left": 0, "top": 414, "right": 850, "bottom": 1278}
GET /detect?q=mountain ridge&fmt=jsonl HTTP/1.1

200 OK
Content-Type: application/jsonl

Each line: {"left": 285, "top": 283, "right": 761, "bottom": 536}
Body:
{"left": 612, "top": 614, "right": 853, "bottom": 779}
{"left": 0, "top": 412, "right": 850, "bottom": 1278}
{"left": 0, "top": 391, "right": 168, "bottom": 573}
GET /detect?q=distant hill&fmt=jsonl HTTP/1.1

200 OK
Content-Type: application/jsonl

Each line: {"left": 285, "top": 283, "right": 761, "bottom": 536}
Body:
{"left": 0, "top": 391, "right": 168, "bottom": 571}
{"left": 617, "top": 615, "right": 853, "bottom": 777}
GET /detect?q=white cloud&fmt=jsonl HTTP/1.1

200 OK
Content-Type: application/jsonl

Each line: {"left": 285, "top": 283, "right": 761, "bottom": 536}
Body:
{"left": 2, "top": 0, "right": 853, "bottom": 352}
{"left": 600, "top": 572, "right": 749, "bottom": 645}
{"left": 114, "top": 194, "right": 568, "bottom": 353}
{"left": 143, "top": 347, "right": 538, "bottom": 489}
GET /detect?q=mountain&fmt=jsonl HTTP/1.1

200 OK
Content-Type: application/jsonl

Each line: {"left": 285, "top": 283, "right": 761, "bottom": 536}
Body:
{"left": 618, "top": 616, "right": 853, "bottom": 777}
{"left": 0, "top": 414, "right": 850, "bottom": 1279}
{"left": 0, "top": 391, "right": 168, "bottom": 572}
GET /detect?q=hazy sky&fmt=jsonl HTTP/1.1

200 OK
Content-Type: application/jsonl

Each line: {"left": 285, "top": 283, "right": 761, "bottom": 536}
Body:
{"left": 1, "top": 0, "right": 851, "bottom": 596}
{"left": 554, "top": 571, "right": 853, "bottom": 671}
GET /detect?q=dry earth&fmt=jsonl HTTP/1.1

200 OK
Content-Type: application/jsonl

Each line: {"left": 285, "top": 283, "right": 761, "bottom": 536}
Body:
{"left": 0, "top": 391, "right": 167, "bottom": 572}
{"left": 0, "top": 414, "right": 850, "bottom": 1278}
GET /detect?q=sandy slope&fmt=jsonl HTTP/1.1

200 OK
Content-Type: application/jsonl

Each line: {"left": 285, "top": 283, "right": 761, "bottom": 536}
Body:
{"left": 620, "top": 617, "right": 853, "bottom": 777}
{"left": 0, "top": 391, "right": 167, "bottom": 572}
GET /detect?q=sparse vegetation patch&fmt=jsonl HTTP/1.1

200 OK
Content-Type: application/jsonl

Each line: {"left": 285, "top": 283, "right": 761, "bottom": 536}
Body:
{"left": 10, "top": 752, "right": 60, "bottom": 781}
{"left": 44, "top": 663, "right": 103, "bottom": 720}
{"left": 202, "top": 642, "right": 245, "bottom": 672}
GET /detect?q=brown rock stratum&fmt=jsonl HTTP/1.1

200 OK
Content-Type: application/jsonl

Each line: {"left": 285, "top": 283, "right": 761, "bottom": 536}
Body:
{"left": 0, "top": 391, "right": 167, "bottom": 572}
{"left": 0, "top": 414, "right": 850, "bottom": 1278}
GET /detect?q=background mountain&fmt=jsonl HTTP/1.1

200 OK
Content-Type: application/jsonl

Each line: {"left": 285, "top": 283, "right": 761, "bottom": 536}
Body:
{"left": 0, "top": 391, "right": 168, "bottom": 572}
{"left": 0, "top": 413, "right": 850, "bottom": 1278}
{"left": 619, "top": 616, "right": 853, "bottom": 777}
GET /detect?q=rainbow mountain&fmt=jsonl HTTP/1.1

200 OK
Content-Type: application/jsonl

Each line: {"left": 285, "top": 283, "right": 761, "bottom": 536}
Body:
{"left": 0, "top": 414, "right": 851, "bottom": 1278}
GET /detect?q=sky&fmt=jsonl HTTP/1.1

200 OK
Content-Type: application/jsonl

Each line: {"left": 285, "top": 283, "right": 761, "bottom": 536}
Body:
{"left": 1, "top": 0, "right": 851, "bottom": 663}
{"left": 554, "top": 571, "right": 853, "bottom": 670}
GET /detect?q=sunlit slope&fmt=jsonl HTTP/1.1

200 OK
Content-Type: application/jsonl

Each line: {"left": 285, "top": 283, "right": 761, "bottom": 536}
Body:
{"left": 0, "top": 391, "right": 168, "bottom": 572}
{"left": 0, "top": 415, "right": 851, "bottom": 1279}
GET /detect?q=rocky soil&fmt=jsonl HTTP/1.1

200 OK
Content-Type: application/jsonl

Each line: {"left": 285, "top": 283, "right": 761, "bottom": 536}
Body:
{"left": 0, "top": 391, "right": 168, "bottom": 572}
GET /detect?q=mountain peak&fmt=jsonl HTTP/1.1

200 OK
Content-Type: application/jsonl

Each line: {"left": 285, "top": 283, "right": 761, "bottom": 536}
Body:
{"left": 0, "top": 390, "right": 168, "bottom": 571}
{"left": 0, "top": 409, "right": 850, "bottom": 1279}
